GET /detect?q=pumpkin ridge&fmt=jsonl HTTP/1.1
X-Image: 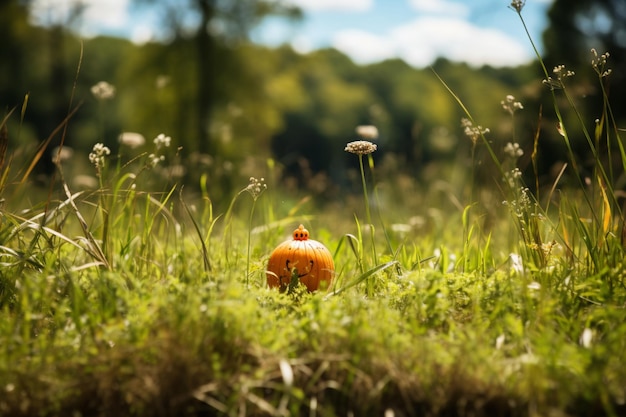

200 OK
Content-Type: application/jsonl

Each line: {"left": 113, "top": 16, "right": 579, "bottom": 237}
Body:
{"left": 266, "top": 225, "right": 334, "bottom": 292}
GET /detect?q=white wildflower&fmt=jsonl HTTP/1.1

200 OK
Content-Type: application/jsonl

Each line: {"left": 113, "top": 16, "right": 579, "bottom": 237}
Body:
{"left": 88, "top": 143, "right": 111, "bottom": 170}
{"left": 345, "top": 140, "right": 377, "bottom": 155}
{"left": 505, "top": 168, "right": 523, "bottom": 187}
{"left": 527, "top": 281, "right": 541, "bottom": 290}
{"left": 591, "top": 49, "right": 612, "bottom": 78}
{"left": 279, "top": 359, "right": 294, "bottom": 387}
{"left": 148, "top": 153, "right": 165, "bottom": 167}
{"left": 461, "top": 118, "right": 489, "bottom": 145}
{"left": 245, "top": 177, "right": 267, "bottom": 199}
{"left": 90, "top": 81, "right": 115, "bottom": 100}
{"left": 504, "top": 142, "right": 524, "bottom": 158}
{"left": 509, "top": 253, "right": 524, "bottom": 274}
{"left": 543, "top": 65, "right": 575, "bottom": 90}
{"left": 501, "top": 95, "right": 524, "bottom": 115}
{"left": 72, "top": 175, "right": 99, "bottom": 189}
{"left": 118, "top": 132, "right": 146, "bottom": 149}
{"left": 391, "top": 223, "right": 412, "bottom": 235}
{"left": 51, "top": 146, "right": 74, "bottom": 164}
{"left": 580, "top": 328, "right": 593, "bottom": 348}
{"left": 154, "top": 133, "right": 171, "bottom": 150}
{"left": 355, "top": 125, "right": 379, "bottom": 140}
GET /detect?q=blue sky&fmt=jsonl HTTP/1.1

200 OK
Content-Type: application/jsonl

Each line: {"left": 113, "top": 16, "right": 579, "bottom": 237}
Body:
{"left": 30, "top": 0, "right": 554, "bottom": 68}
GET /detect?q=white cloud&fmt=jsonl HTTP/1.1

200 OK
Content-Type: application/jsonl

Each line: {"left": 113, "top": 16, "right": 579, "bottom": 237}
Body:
{"left": 331, "top": 16, "right": 531, "bottom": 67}
{"left": 30, "top": 0, "right": 130, "bottom": 28}
{"left": 284, "top": 0, "right": 373, "bottom": 12}
{"left": 291, "top": 35, "right": 316, "bottom": 54}
{"left": 408, "top": 0, "right": 469, "bottom": 17}
{"left": 333, "top": 30, "right": 397, "bottom": 63}
{"left": 130, "top": 25, "right": 155, "bottom": 44}
{"left": 82, "top": 0, "right": 130, "bottom": 29}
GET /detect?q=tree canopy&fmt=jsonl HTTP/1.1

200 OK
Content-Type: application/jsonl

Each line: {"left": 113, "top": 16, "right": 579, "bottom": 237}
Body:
{"left": 2, "top": 0, "right": 625, "bottom": 203}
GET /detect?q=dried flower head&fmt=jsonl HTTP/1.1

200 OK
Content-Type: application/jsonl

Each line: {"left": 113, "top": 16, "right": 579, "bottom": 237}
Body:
{"left": 345, "top": 140, "right": 377, "bottom": 155}
{"left": 501, "top": 95, "right": 524, "bottom": 115}
{"left": 91, "top": 81, "right": 116, "bottom": 100}
{"left": 461, "top": 118, "right": 489, "bottom": 145}
{"left": 246, "top": 177, "right": 267, "bottom": 199}
{"left": 553, "top": 65, "right": 575, "bottom": 79}
{"left": 509, "top": 0, "right": 525, "bottom": 13}
{"left": 355, "top": 125, "right": 379, "bottom": 140}
{"left": 88, "top": 143, "right": 111, "bottom": 170}
{"left": 118, "top": 132, "right": 146, "bottom": 149}
{"left": 502, "top": 186, "right": 532, "bottom": 217}
{"left": 543, "top": 65, "right": 575, "bottom": 90}
{"left": 591, "top": 48, "right": 612, "bottom": 78}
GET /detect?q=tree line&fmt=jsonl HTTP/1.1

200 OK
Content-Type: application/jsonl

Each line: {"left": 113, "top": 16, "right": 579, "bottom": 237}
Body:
{"left": 1, "top": 0, "right": 625, "bottom": 202}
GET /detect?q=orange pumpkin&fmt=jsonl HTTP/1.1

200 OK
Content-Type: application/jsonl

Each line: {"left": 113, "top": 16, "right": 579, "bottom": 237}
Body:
{"left": 266, "top": 224, "right": 334, "bottom": 292}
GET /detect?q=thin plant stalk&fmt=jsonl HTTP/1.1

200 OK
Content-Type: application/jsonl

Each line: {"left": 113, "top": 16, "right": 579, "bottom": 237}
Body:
{"left": 358, "top": 153, "right": 377, "bottom": 264}
{"left": 246, "top": 197, "right": 259, "bottom": 287}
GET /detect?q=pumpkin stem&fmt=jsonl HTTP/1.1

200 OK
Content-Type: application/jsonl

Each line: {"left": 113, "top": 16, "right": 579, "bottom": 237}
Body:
{"left": 293, "top": 224, "right": 310, "bottom": 241}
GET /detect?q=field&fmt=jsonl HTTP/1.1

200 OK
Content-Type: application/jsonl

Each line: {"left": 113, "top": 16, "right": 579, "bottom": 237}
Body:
{"left": 2, "top": 5, "right": 626, "bottom": 417}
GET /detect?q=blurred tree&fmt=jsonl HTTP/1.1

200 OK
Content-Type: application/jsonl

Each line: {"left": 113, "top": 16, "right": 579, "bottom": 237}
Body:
{"left": 0, "top": 1, "right": 30, "bottom": 113}
{"left": 540, "top": 0, "right": 626, "bottom": 184}
{"left": 268, "top": 47, "right": 375, "bottom": 193}
{"left": 130, "top": 0, "right": 301, "bottom": 155}
{"left": 1, "top": 0, "right": 85, "bottom": 175}
{"left": 543, "top": 0, "right": 626, "bottom": 82}
{"left": 542, "top": 0, "right": 626, "bottom": 134}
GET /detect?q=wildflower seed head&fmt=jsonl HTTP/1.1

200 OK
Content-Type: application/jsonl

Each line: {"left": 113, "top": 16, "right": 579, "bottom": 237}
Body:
{"left": 591, "top": 48, "right": 612, "bottom": 77}
{"left": 148, "top": 153, "right": 165, "bottom": 167}
{"left": 118, "top": 132, "right": 146, "bottom": 149}
{"left": 504, "top": 168, "right": 523, "bottom": 188}
{"left": 501, "top": 95, "right": 524, "bottom": 115}
{"left": 154, "top": 133, "right": 172, "bottom": 150}
{"left": 51, "top": 146, "right": 74, "bottom": 164}
{"left": 509, "top": 0, "right": 525, "bottom": 13}
{"left": 504, "top": 142, "right": 524, "bottom": 159}
{"left": 461, "top": 118, "right": 489, "bottom": 145}
{"left": 89, "top": 143, "right": 111, "bottom": 170}
{"left": 345, "top": 140, "right": 377, "bottom": 155}
{"left": 553, "top": 65, "right": 575, "bottom": 79}
{"left": 91, "top": 81, "right": 116, "bottom": 100}
{"left": 543, "top": 65, "right": 574, "bottom": 90}
{"left": 503, "top": 187, "right": 532, "bottom": 217}
{"left": 355, "top": 125, "right": 379, "bottom": 140}
{"left": 246, "top": 176, "right": 267, "bottom": 199}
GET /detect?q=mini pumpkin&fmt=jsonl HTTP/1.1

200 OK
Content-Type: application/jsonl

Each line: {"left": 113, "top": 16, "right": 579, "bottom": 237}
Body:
{"left": 266, "top": 224, "right": 334, "bottom": 292}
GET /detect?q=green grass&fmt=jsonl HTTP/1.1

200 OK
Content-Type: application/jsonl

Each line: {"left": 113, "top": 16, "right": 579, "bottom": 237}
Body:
{"left": 1, "top": 4, "right": 626, "bottom": 416}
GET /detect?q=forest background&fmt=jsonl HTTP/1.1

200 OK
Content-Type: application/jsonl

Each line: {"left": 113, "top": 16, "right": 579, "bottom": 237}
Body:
{"left": 1, "top": 0, "right": 626, "bottom": 209}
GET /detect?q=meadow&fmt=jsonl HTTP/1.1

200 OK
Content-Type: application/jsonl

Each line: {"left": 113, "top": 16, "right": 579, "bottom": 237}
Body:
{"left": 1, "top": 3, "right": 626, "bottom": 416}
